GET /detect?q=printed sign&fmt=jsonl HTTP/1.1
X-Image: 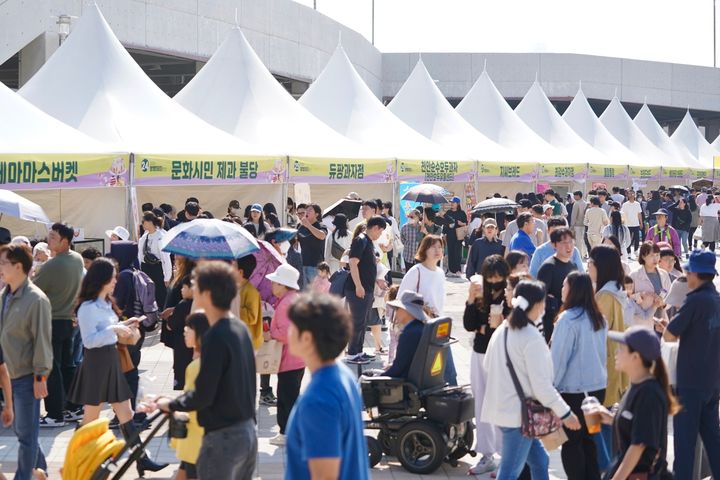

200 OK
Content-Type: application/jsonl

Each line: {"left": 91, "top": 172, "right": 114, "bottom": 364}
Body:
{"left": 0, "top": 155, "right": 129, "bottom": 189}
{"left": 289, "top": 158, "right": 395, "bottom": 184}
{"left": 587, "top": 164, "right": 629, "bottom": 181}
{"left": 478, "top": 162, "right": 537, "bottom": 182}
{"left": 134, "top": 155, "right": 286, "bottom": 185}
{"left": 397, "top": 160, "right": 476, "bottom": 182}
{"left": 538, "top": 163, "right": 586, "bottom": 181}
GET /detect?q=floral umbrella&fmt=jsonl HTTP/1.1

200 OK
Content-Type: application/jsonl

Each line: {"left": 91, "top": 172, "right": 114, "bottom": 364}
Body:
{"left": 160, "top": 219, "right": 260, "bottom": 260}
{"left": 249, "top": 240, "right": 286, "bottom": 303}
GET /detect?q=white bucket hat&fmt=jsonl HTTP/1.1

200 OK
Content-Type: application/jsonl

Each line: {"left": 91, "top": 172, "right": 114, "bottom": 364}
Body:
{"left": 105, "top": 226, "right": 130, "bottom": 241}
{"left": 265, "top": 263, "right": 300, "bottom": 290}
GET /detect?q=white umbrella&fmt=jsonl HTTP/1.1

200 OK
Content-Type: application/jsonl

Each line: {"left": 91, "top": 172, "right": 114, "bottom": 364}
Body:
{"left": 0, "top": 189, "right": 50, "bottom": 223}
{"left": 160, "top": 218, "right": 260, "bottom": 259}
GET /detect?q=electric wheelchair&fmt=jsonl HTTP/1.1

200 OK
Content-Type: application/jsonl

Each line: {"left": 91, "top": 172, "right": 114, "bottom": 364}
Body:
{"left": 360, "top": 317, "right": 476, "bottom": 474}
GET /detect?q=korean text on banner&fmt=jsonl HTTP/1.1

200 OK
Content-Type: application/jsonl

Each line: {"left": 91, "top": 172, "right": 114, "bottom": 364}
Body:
{"left": 662, "top": 167, "right": 688, "bottom": 180}
{"left": 538, "top": 163, "right": 587, "bottom": 181}
{"left": 629, "top": 166, "right": 662, "bottom": 182}
{"left": 0, "top": 154, "right": 130, "bottom": 190}
{"left": 478, "top": 162, "right": 537, "bottom": 182}
{"left": 398, "top": 182, "right": 421, "bottom": 227}
{"left": 688, "top": 167, "right": 711, "bottom": 180}
{"left": 134, "top": 155, "right": 286, "bottom": 186}
{"left": 397, "top": 160, "right": 476, "bottom": 183}
{"left": 289, "top": 158, "right": 396, "bottom": 184}
{"left": 587, "top": 165, "right": 629, "bottom": 181}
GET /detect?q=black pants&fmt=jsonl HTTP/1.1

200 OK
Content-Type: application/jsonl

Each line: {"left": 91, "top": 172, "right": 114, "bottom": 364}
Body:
{"left": 346, "top": 288, "right": 374, "bottom": 356}
{"left": 141, "top": 262, "right": 167, "bottom": 310}
{"left": 627, "top": 226, "right": 640, "bottom": 253}
{"left": 689, "top": 226, "right": 698, "bottom": 248}
{"left": 447, "top": 237, "right": 462, "bottom": 274}
{"left": 173, "top": 341, "right": 194, "bottom": 390}
{"left": 705, "top": 241, "right": 716, "bottom": 251}
{"left": 277, "top": 368, "right": 304, "bottom": 434}
{"left": 560, "top": 389, "right": 605, "bottom": 480}
{"left": 403, "top": 260, "right": 415, "bottom": 273}
{"left": 260, "top": 374, "right": 272, "bottom": 395}
{"left": 45, "top": 320, "right": 77, "bottom": 420}
{"left": 124, "top": 330, "right": 145, "bottom": 412}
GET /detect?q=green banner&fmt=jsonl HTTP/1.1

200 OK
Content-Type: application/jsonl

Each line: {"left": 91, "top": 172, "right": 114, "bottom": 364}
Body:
{"left": 587, "top": 164, "right": 628, "bottom": 181}
{"left": 539, "top": 163, "right": 586, "bottom": 181}
{"left": 478, "top": 162, "right": 537, "bottom": 182}
{"left": 397, "top": 160, "right": 476, "bottom": 182}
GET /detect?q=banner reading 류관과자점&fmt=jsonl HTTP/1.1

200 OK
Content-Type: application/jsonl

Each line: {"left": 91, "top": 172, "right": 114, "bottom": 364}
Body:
{"left": 477, "top": 162, "right": 537, "bottom": 182}
{"left": 0, "top": 154, "right": 130, "bottom": 190}
{"left": 629, "top": 166, "right": 662, "bottom": 182}
{"left": 289, "top": 158, "right": 396, "bottom": 184}
{"left": 397, "top": 160, "right": 476, "bottom": 183}
{"left": 134, "top": 155, "right": 286, "bottom": 186}
{"left": 538, "top": 163, "right": 587, "bottom": 181}
{"left": 587, "top": 164, "right": 629, "bottom": 181}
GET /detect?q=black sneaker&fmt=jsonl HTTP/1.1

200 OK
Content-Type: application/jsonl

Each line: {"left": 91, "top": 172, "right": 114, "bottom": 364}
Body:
{"left": 360, "top": 352, "right": 376, "bottom": 361}
{"left": 259, "top": 393, "right": 277, "bottom": 406}
{"left": 39, "top": 416, "right": 66, "bottom": 428}
{"left": 63, "top": 407, "right": 84, "bottom": 422}
{"left": 108, "top": 416, "right": 120, "bottom": 429}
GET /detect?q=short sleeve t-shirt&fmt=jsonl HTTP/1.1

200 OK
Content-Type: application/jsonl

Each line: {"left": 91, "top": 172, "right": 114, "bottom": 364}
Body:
{"left": 699, "top": 202, "right": 720, "bottom": 217}
{"left": 621, "top": 201, "right": 643, "bottom": 227}
{"left": 346, "top": 234, "right": 377, "bottom": 291}
{"left": 285, "top": 363, "right": 369, "bottom": 480}
{"left": 611, "top": 379, "right": 668, "bottom": 476}
{"left": 297, "top": 222, "right": 328, "bottom": 267}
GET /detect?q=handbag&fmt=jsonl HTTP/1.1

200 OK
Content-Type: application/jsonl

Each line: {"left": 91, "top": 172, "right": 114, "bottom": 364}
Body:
{"left": 143, "top": 236, "right": 161, "bottom": 265}
{"left": 255, "top": 339, "right": 283, "bottom": 375}
{"left": 504, "top": 328, "right": 561, "bottom": 438}
{"left": 455, "top": 225, "right": 469, "bottom": 241}
{"left": 331, "top": 232, "right": 345, "bottom": 260}
{"left": 117, "top": 344, "right": 134, "bottom": 373}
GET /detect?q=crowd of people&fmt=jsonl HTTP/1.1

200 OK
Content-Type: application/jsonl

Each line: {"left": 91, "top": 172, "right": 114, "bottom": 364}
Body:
{"left": 0, "top": 185, "right": 718, "bottom": 480}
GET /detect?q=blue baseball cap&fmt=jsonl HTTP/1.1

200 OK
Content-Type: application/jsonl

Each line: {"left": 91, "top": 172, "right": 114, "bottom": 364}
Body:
{"left": 451, "top": 196, "right": 462, "bottom": 203}
{"left": 250, "top": 203, "right": 263, "bottom": 213}
{"left": 608, "top": 326, "right": 661, "bottom": 362}
{"left": 683, "top": 249, "right": 718, "bottom": 275}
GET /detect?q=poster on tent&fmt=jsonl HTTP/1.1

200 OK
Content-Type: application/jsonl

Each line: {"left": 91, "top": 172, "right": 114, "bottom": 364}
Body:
{"left": 538, "top": 163, "right": 587, "bottom": 182}
{"left": 628, "top": 166, "right": 662, "bottom": 183}
{"left": 398, "top": 182, "right": 421, "bottom": 227}
{"left": 586, "top": 164, "right": 629, "bottom": 182}
{"left": 397, "top": 160, "right": 476, "bottom": 183}
{"left": 289, "top": 158, "right": 396, "bottom": 184}
{"left": 688, "top": 167, "right": 712, "bottom": 180}
{"left": 133, "top": 154, "right": 287, "bottom": 186}
{"left": 0, "top": 154, "right": 130, "bottom": 190}
{"left": 477, "top": 162, "right": 537, "bottom": 182}
{"left": 661, "top": 167, "right": 689, "bottom": 181}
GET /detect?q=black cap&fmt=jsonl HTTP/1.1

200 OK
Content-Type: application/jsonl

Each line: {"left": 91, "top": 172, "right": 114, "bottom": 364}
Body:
{"left": 518, "top": 199, "right": 532, "bottom": 208}
{"left": 0, "top": 227, "right": 11, "bottom": 245}
{"left": 608, "top": 326, "right": 661, "bottom": 362}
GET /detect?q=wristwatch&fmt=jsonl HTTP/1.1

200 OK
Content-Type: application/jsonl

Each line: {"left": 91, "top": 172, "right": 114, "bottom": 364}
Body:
{"left": 34, "top": 375, "right": 46, "bottom": 382}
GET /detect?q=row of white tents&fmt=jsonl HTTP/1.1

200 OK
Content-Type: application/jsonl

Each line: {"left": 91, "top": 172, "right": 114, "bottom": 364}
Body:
{"left": 0, "top": 6, "right": 718, "bottom": 239}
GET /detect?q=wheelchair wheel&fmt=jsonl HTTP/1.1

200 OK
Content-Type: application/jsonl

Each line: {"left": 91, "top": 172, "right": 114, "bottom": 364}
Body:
{"left": 396, "top": 421, "right": 447, "bottom": 474}
{"left": 367, "top": 436, "right": 383, "bottom": 468}
{"left": 448, "top": 421, "right": 475, "bottom": 461}
{"left": 377, "top": 430, "right": 395, "bottom": 456}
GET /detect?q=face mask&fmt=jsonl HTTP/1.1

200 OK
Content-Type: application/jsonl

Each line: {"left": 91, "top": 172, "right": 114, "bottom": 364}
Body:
{"left": 280, "top": 241, "right": 290, "bottom": 254}
{"left": 487, "top": 280, "right": 507, "bottom": 291}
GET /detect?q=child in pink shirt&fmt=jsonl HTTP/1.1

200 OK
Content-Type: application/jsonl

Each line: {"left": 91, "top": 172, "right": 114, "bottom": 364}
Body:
{"left": 310, "top": 262, "right": 331, "bottom": 294}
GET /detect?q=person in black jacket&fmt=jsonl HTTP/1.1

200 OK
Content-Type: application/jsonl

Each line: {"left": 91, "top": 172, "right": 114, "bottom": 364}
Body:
{"left": 466, "top": 218, "right": 504, "bottom": 280}
{"left": 382, "top": 291, "right": 429, "bottom": 379}
{"left": 443, "top": 197, "right": 468, "bottom": 277}
{"left": 463, "top": 254, "right": 510, "bottom": 475}
{"left": 669, "top": 197, "right": 692, "bottom": 258}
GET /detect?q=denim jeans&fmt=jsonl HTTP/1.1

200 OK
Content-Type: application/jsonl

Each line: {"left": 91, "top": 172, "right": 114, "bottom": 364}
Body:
{"left": 197, "top": 419, "right": 257, "bottom": 480}
{"left": 497, "top": 427, "right": 549, "bottom": 480}
{"left": 302, "top": 266, "right": 317, "bottom": 288}
{"left": 678, "top": 229, "right": 689, "bottom": 255}
{"left": 673, "top": 388, "right": 720, "bottom": 479}
{"left": 12, "top": 375, "right": 47, "bottom": 480}
{"left": 592, "top": 423, "right": 613, "bottom": 472}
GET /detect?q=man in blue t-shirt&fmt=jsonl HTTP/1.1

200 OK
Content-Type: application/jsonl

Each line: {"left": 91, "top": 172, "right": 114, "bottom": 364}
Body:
{"left": 508, "top": 212, "right": 537, "bottom": 260}
{"left": 284, "top": 293, "right": 369, "bottom": 480}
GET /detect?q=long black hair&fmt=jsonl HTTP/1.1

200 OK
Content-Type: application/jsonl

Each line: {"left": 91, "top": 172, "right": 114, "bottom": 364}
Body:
{"left": 560, "top": 271, "right": 606, "bottom": 331}
{"left": 610, "top": 210, "right": 623, "bottom": 239}
{"left": 76, "top": 257, "right": 117, "bottom": 314}
{"left": 628, "top": 345, "right": 681, "bottom": 415}
{"left": 590, "top": 245, "right": 624, "bottom": 291}
{"left": 508, "top": 280, "right": 546, "bottom": 330}
{"left": 333, "top": 213, "right": 349, "bottom": 239}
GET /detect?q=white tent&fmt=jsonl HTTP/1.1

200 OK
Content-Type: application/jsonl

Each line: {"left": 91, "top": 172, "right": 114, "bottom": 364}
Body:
{"left": 562, "top": 88, "right": 639, "bottom": 167}
{"left": 387, "top": 59, "right": 512, "bottom": 162}
{"left": 18, "top": 6, "right": 282, "bottom": 237}
{"left": 633, "top": 104, "right": 704, "bottom": 170}
{"left": 670, "top": 111, "right": 719, "bottom": 173}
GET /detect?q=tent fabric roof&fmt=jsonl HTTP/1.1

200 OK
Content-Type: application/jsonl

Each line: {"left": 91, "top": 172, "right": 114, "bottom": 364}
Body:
{"left": 515, "top": 82, "right": 609, "bottom": 165}
{"left": 19, "top": 6, "right": 274, "bottom": 156}
{"left": 387, "top": 59, "right": 512, "bottom": 162}
{"left": 669, "top": 111, "right": 719, "bottom": 169}
{"left": 0, "top": 81, "right": 110, "bottom": 154}
{"left": 299, "top": 44, "right": 468, "bottom": 162}
{"left": 562, "top": 88, "right": 640, "bottom": 166}
{"left": 455, "top": 70, "right": 560, "bottom": 163}
{"left": 633, "top": 104, "right": 703, "bottom": 169}
{"left": 174, "top": 28, "right": 380, "bottom": 160}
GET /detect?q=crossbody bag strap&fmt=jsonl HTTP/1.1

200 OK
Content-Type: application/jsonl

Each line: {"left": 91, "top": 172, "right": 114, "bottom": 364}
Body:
{"left": 416, "top": 267, "right": 421, "bottom": 292}
{"left": 504, "top": 328, "right": 527, "bottom": 403}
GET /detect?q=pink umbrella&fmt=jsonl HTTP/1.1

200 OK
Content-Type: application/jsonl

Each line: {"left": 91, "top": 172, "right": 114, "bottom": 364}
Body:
{"left": 249, "top": 240, "right": 285, "bottom": 303}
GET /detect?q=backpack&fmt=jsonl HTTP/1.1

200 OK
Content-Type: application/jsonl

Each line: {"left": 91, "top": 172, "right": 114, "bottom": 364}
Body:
{"left": 132, "top": 270, "right": 160, "bottom": 331}
{"left": 329, "top": 269, "right": 350, "bottom": 297}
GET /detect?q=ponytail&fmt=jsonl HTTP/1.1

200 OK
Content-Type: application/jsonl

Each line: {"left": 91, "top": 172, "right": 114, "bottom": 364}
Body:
{"left": 653, "top": 358, "right": 681, "bottom": 416}
{"left": 508, "top": 280, "right": 546, "bottom": 330}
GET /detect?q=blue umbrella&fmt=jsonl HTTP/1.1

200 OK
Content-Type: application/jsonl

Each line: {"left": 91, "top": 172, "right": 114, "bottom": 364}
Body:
{"left": 400, "top": 183, "right": 450, "bottom": 204}
{"left": 160, "top": 219, "right": 260, "bottom": 260}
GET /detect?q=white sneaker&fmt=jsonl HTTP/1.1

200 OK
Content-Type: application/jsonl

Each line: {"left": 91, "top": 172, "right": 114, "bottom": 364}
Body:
{"left": 269, "top": 433, "right": 286, "bottom": 446}
{"left": 39, "top": 416, "right": 66, "bottom": 428}
{"left": 469, "top": 456, "right": 498, "bottom": 475}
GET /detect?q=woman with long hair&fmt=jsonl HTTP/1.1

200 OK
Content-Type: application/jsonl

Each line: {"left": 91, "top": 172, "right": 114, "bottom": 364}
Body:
{"left": 161, "top": 256, "right": 197, "bottom": 346}
{"left": 551, "top": 272, "right": 608, "bottom": 480}
{"left": 67, "top": 258, "right": 167, "bottom": 477}
{"left": 243, "top": 204, "right": 271, "bottom": 239}
{"left": 328, "top": 213, "right": 351, "bottom": 273}
{"left": 596, "top": 327, "right": 679, "bottom": 479}
{"left": 463, "top": 255, "right": 511, "bottom": 475}
{"left": 443, "top": 198, "right": 468, "bottom": 277}
{"left": 138, "top": 211, "right": 172, "bottom": 308}
{"left": 482, "top": 280, "right": 581, "bottom": 479}
{"left": 263, "top": 203, "right": 281, "bottom": 229}
{"left": 670, "top": 197, "right": 692, "bottom": 257}
{"left": 630, "top": 242, "right": 671, "bottom": 328}
{"left": 602, "top": 235, "right": 631, "bottom": 275}
{"left": 602, "top": 211, "right": 630, "bottom": 258}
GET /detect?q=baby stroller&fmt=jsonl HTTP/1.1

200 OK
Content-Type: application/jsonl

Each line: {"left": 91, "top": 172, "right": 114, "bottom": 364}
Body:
{"left": 62, "top": 411, "right": 185, "bottom": 480}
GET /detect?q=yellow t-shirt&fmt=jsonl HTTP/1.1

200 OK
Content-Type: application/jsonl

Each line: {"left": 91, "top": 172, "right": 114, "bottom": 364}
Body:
{"left": 171, "top": 358, "right": 204, "bottom": 464}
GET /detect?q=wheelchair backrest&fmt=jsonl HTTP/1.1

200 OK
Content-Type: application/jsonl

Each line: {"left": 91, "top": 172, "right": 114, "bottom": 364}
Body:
{"left": 406, "top": 317, "right": 452, "bottom": 391}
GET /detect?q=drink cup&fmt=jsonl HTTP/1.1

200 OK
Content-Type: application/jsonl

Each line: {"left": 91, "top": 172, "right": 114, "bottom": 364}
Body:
{"left": 581, "top": 396, "right": 602, "bottom": 434}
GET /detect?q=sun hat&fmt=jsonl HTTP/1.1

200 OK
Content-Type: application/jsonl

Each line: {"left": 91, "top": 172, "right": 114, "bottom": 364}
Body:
{"left": 105, "top": 226, "right": 130, "bottom": 241}
{"left": 250, "top": 203, "right": 263, "bottom": 213}
{"left": 11, "top": 236, "right": 30, "bottom": 246}
{"left": 33, "top": 242, "right": 50, "bottom": 256}
{"left": 542, "top": 204, "right": 553, "bottom": 212}
{"left": 608, "top": 326, "right": 661, "bottom": 362}
{"left": 265, "top": 263, "right": 300, "bottom": 290}
{"left": 682, "top": 249, "right": 718, "bottom": 275}
{"left": 652, "top": 208, "right": 670, "bottom": 217}
{"left": 386, "top": 291, "right": 429, "bottom": 323}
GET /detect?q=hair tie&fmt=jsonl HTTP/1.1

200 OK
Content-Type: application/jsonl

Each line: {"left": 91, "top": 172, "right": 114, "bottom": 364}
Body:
{"left": 512, "top": 296, "right": 530, "bottom": 311}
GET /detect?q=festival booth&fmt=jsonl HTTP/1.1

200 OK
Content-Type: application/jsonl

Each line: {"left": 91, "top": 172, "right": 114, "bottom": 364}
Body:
{"left": 18, "top": 7, "right": 281, "bottom": 240}
{"left": 601, "top": 98, "right": 694, "bottom": 191}
{"left": 387, "top": 59, "right": 516, "bottom": 218}
{"left": 515, "top": 82, "right": 612, "bottom": 196}
{"left": 0, "top": 79, "right": 126, "bottom": 241}
{"left": 299, "top": 44, "right": 468, "bottom": 214}
{"left": 670, "top": 111, "right": 718, "bottom": 187}
{"left": 455, "top": 70, "right": 558, "bottom": 198}
{"left": 174, "top": 28, "right": 390, "bottom": 217}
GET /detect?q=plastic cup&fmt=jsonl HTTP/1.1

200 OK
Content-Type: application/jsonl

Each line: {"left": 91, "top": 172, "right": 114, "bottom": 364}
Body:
{"left": 581, "top": 396, "right": 602, "bottom": 434}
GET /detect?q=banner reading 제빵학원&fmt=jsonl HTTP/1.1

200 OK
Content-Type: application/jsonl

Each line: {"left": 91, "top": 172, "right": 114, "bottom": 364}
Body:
{"left": 134, "top": 154, "right": 286, "bottom": 186}
{"left": 478, "top": 162, "right": 537, "bottom": 182}
{"left": 289, "top": 157, "right": 396, "bottom": 184}
{"left": 397, "top": 160, "right": 476, "bottom": 183}
{"left": 0, "top": 154, "right": 130, "bottom": 189}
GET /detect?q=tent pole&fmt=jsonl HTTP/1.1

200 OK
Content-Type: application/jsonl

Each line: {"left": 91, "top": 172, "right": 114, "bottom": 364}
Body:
{"left": 281, "top": 156, "right": 290, "bottom": 225}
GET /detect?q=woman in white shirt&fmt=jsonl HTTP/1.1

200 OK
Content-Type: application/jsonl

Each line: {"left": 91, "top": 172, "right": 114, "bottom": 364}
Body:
{"left": 482, "top": 280, "right": 581, "bottom": 480}
{"left": 138, "top": 211, "right": 172, "bottom": 308}
{"left": 327, "top": 214, "right": 352, "bottom": 273}
{"left": 699, "top": 195, "right": 720, "bottom": 251}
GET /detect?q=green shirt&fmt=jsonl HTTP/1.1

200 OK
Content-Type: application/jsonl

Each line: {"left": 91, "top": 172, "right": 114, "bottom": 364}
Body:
{"left": 33, "top": 250, "right": 84, "bottom": 320}
{"left": 550, "top": 199, "right": 562, "bottom": 216}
